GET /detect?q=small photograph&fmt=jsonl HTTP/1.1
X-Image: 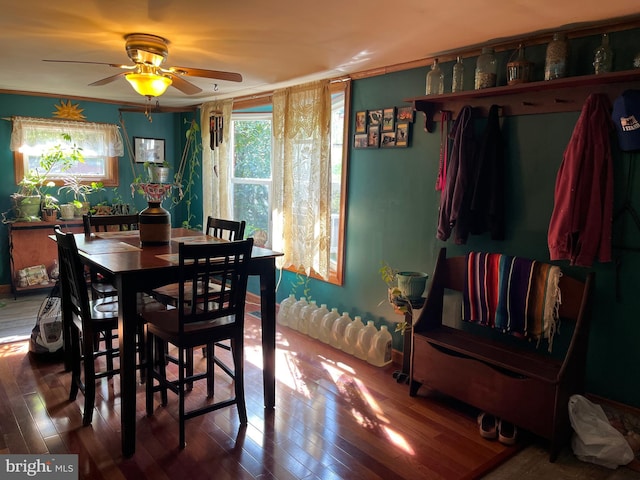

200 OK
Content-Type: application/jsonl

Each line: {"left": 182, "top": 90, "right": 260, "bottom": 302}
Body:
{"left": 355, "top": 111, "right": 367, "bottom": 133}
{"left": 395, "top": 122, "right": 410, "bottom": 147}
{"left": 367, "top": 125, "right": 380, "bottom": 148}
{"left": 382, "top": 107, "right": 396, "bottom": 131}
{"left": 381, "top": 130, "right": 396, "bottom": 148}
{"left": 354, "top": 133, "right": 368, "bottom": 148}
{"left": 396, "top": 106, "right": 415, "bottom": 123}
{"left": 368, "top": 109, "right": 383, "bottom": 127}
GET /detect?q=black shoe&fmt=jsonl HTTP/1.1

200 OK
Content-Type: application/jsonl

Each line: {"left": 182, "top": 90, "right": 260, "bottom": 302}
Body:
{"left": 498, "top": 419, "right": 518, "bottom": 445}
{"left": 477, "top": 412, "right": 498, "bottom": 440}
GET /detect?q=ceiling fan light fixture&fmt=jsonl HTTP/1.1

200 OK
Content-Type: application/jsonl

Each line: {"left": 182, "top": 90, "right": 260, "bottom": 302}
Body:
{"left": 125, "top": 72, "right": 172, "bottom": 97}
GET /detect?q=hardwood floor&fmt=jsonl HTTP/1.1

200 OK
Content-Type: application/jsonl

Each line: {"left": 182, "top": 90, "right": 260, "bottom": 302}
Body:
{"left": 0, "top": 293, "right": 638, "bottom": 479}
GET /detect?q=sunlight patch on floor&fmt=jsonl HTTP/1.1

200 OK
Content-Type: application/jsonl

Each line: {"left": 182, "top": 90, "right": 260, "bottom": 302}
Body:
{"left": 321, "top": 357, "right": 415, "bottom": 456}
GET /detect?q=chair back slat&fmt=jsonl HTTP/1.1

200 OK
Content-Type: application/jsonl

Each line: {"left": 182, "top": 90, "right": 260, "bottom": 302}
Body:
{"left": 54, "top": 226, "right": 95, "bottom": 336}
{"left": 205, "top": 217, "right": 246, "bottom": 241}
{"left": 83, "top": 213, "right": 139, "bottom": 234}
{"left": 177, "top": 239, "right": 253, "bottom": 332}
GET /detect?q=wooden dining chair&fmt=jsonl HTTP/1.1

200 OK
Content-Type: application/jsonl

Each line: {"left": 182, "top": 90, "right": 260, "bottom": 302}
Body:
{"left": 82, "top": 213, "right": 139, "bottom": 299}
{"left": 143, "top": 238, "right": 254, "bottom": 449}
{"left": 55, "top": 225, "right": 122, "bottom": 426}
{"left": 151, "top": 217, "right": 247, "bottom": 381}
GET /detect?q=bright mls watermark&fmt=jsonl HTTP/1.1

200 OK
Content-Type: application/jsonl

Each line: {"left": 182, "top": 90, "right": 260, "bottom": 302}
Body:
{"left": 0, "top": 455, "right": 77, "bottom": 479}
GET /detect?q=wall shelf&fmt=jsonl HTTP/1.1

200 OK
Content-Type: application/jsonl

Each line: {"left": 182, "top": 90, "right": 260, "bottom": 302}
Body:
{"left": 405, "top": 69, "right": 640, "bottom": 132}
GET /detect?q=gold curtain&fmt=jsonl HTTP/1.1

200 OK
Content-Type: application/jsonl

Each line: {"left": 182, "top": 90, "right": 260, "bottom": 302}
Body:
{"left": 201, "top": 99, "right": 233, "bottom": 224}
{"left": 272, "top": 80, "right": 332, "bottom": 279}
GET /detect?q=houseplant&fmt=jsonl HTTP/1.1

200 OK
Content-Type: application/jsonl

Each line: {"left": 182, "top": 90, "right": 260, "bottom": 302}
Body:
{"left": 58, "top": 176, "right": 104, "bottom": 217}
{"left": 41, "top": 194, "right": 59, "bottom": 222}
{"left": 379, "top": 261, "right": 428, "bottom": 333}
{"left": 5, "top": 133, "right": 82, "bottom": 222}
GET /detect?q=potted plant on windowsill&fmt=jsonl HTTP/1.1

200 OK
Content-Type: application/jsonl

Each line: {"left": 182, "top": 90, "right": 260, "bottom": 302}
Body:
{"left": 58, "top": 176, "right": 104, "bottom": 217}
{"left": 41, "top": 194, "right": 59, "bottom": 222}
{"left": 3, "top": 133, "right": 82, "bottom": 223}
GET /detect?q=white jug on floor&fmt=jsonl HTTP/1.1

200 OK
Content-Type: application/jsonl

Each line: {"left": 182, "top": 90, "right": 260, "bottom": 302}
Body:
{"left": 298, "top": 300, "right": 318, "bottom": 335}
{"left": 309, "top": 303, "right": 329, "bottom": 339}
{"left": 343, "top": 315, "right": 365, "bottom": 355}
{"left": 354, "top": 321, "right": 377, "bottom": 361}
{"left": 367, "top": 325, "right": 393, "bottom": 367}
{"left": 288, "top": 297, "right": 308, "bottom": 331}
{"left": 319, "top": 308, "right": 340, "bottom": 344}
{"left": 330, "top": 312, "right": 352, "bottom": 349}
{"left": 277, "top": 294, "right": 296, "bottom": 327}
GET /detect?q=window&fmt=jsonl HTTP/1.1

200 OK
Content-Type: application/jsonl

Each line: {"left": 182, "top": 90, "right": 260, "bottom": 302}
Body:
{"left": 230, "top": 80, "right": 350, "bottom": 285}
{"left": 230, "top": 113, "right": 273, "bottom": 247}
{"left": 11, "top": 117, "right": 123, "bottom": 187}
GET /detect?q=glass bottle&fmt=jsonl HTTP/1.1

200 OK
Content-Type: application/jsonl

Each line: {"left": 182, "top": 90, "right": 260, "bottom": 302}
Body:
{"left": 545, "top": 33, "right": 569, "bottom": 80}
{"left": 452, "top": 56, "right": 464, "bottom": 93}
{"left": 425, "top": 58, "right": 444, "bottom": 95}
{"left": 474, "top": 47, "right": 497, "bottom": 89}
{"left": 593, "top": 33, "right": 613, "bottom": 75}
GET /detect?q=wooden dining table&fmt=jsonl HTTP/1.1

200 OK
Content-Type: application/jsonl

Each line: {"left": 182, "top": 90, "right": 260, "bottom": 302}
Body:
{"left": 53, "top": 227, "right": 283, "bottom": 457}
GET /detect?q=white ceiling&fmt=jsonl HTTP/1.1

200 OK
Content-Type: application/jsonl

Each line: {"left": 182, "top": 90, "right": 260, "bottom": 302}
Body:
{"left": 0, "top": 1, "right": 638, "bottom": 109}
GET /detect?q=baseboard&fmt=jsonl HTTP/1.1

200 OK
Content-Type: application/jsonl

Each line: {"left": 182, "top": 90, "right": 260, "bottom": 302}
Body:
{"left": 586, "top": 392, "right": 640, "bottom": 417}
{"left": 0, "top": 285, "right": 12, "bottom": 295}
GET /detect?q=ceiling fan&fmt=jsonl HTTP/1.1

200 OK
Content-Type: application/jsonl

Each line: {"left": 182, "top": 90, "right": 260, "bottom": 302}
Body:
{"left": 44, "top": 33, "right": 243, "bottom": 98}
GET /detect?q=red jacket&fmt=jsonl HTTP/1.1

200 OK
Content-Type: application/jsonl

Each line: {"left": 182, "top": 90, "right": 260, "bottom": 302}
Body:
{"left": 548, "top": 93, "right": 613, "bottom": 267}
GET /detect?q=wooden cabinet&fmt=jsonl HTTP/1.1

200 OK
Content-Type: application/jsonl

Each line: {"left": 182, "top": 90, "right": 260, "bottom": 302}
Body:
{"left": 8, "top": 220, "right": 84, "bottom": 295}
{"left": 405, "top": 69, "right": 640, "bottom": 132}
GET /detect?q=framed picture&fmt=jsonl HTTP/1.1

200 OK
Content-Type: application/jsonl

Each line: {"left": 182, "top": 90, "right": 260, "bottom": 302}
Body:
{"left": 380, "top": 130, "right": 396, "bottom": 148}
{"left": 395, "top": 122, "right": 410, "bottom": 147}
{"left": 368, "top": 109, "right": 383, "bottom": 127}
{"left": 355, "top": 111, "right": 367, "bottom": 133}
{"left": 382, "top": 107, "right": 396, "bottom": 131}
{"left": 134, "top": 137, "right": 165, "bottom": 164}
{"left": 354, "top": 133, "right": 368, "bottom": 148}
{"left": 396, "top": 106, "right": 415, "bottom": 123}
{"left": 367, "top": 125, "right": 380, "bottom": 148}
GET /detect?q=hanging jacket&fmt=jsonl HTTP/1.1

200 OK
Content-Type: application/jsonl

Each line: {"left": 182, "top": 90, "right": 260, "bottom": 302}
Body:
{"left": 437, "top": 106, "right": 475, "bottom": 244}
{"left": 547, "top": 93, "right": 613, "bottom": 267}
{"left": 469, "top": 104, "right": 505, "bottom": 240}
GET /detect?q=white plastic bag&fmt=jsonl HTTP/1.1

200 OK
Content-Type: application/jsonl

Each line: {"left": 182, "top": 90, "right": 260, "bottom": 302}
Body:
{"left": 568, "top": 394, "right": 634, "bottom": 469}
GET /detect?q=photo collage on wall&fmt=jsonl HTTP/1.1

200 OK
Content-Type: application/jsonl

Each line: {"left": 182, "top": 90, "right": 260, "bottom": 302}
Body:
{"left": 354, "top": 106, "right": 414, "bottom": 149}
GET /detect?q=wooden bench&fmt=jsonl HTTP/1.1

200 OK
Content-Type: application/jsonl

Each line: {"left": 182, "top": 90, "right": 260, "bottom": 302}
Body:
{"left": 409, "top": 248, "right": 594, "bottom": 461}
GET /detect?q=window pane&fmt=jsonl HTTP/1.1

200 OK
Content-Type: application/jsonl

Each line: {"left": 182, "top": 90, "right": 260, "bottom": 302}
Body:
{"left": 233, "top": 183, "right": 270, "bottom": 236}
{"left": 233, "top": 120, "right": 272, "bottom": 179}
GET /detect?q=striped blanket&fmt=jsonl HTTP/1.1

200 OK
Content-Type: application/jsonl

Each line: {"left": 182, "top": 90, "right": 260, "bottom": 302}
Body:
{"left": 462, "top": 252, "right": 562, "bottom": 350}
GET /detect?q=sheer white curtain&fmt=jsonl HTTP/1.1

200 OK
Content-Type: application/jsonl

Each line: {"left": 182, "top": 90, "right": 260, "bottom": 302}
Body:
{"left": 201, "top": 100, "right": 233, "bottom": 224}
{"left": 10, "top": 116, "right": 123, "bottom": 156}
{"left": 272, "top": 80, "right": 332, "bottom": 279}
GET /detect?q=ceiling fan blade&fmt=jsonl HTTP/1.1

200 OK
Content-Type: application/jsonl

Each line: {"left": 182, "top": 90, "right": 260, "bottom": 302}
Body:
{"left": 168, "top": 66, "right": 242, "bottom": 82}
{"left": 43, "top": 59, "right": 134, "bottom": 70}
{"left": 167, "top": 74, "right": 202, "bottom": 95}
{"left": 89, "top": 72, "right": 127, "bottom": 86}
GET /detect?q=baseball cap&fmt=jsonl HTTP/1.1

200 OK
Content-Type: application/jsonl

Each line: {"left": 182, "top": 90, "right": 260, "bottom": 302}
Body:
{"left": 612, "top": 89, "right": 640, "bottom": 152}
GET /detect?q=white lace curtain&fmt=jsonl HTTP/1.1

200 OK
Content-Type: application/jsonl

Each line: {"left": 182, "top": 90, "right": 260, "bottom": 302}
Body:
{"left": 201, "top": 100, "right": 233, "bottom": 223}
{"left": 272, "top": 80, "right": 332, "bottom": 279}
{"left": 10, "top": 116, "right": 124, "bottom": 156}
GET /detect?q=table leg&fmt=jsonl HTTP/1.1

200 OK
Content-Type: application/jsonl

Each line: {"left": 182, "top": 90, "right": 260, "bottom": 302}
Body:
{"left": 116, "top": 276, "right": 138, "bottom": 458}
{"left": 258, "top": 258, "right": 276, "bottom": 409}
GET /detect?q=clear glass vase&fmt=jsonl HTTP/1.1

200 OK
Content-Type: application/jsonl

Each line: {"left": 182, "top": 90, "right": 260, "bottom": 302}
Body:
{"left": 475, "top": 47, "right": 497, "bottom": 89}
{"left": 426, "top": 58, "right": 444, "bottom": 95}
{"left": 593, "top": 33, "right": 613, "bottom": 74}
{"left": 452, "top": 56, "right": 464, "bottom": 93}
{"left": 545, "top": 33, "right": 569, "bottom": 80}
